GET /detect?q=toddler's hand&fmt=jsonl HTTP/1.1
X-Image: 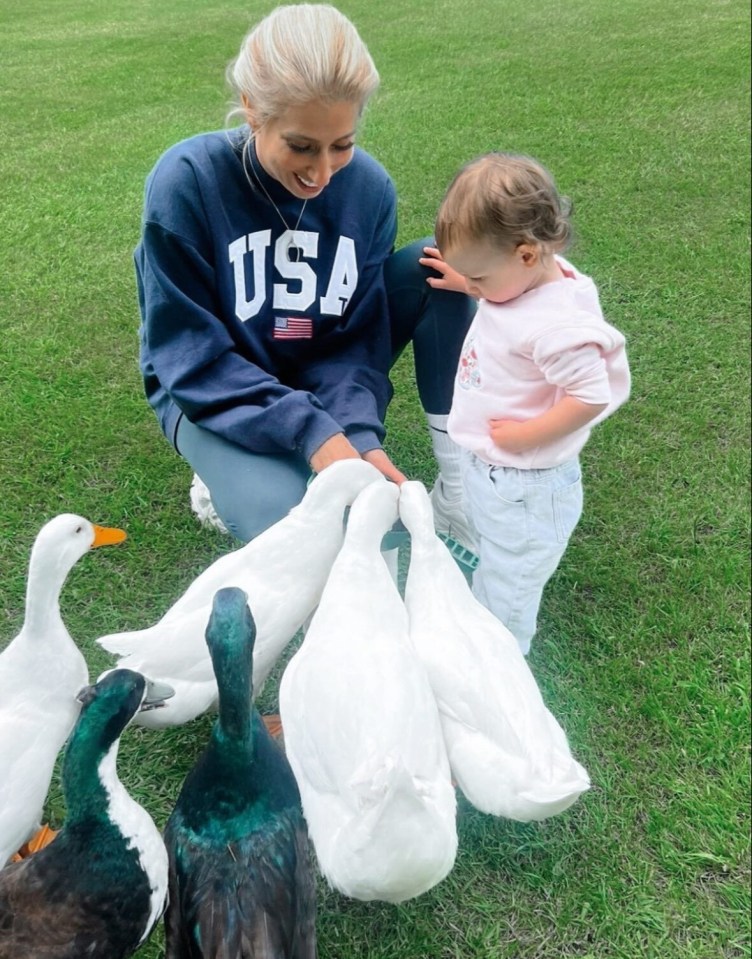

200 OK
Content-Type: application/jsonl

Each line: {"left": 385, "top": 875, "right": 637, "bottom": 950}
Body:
{"left": 489, "top": 419, "right": 530, "bottom": 452}
{"left": 419, "top": 246, "right": 470, "bottom": 295}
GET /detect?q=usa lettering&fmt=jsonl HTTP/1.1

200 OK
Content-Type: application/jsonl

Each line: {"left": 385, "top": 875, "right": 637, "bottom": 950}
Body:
{"left": 229, "top": 230, "right": 358, "bottom": 321}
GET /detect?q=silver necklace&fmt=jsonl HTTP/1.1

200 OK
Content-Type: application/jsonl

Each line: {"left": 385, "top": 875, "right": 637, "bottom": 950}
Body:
{"left": 242, "top": 139, "right": 308, "bottom": 261}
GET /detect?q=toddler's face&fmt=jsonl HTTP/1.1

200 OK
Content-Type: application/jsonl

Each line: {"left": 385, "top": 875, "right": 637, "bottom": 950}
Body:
{"left": 444, "top": 240, "right": 542, "bottom": 304}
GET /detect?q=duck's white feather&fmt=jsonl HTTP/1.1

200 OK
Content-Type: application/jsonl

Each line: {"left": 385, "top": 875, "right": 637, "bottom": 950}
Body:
{"left": 97, "top": 460, "right": 384, "bottom": 728}
{"left": 0, "top": 515, "right": 98, "bottom": 865}
{"left": 98, "top": 742, "right": 169, "bottom": 943}
{"left": 399, "top": 481, "right": 590, "bottom": 822}
{"left": 280, "top": 482, "right": 457, "bottom": 903}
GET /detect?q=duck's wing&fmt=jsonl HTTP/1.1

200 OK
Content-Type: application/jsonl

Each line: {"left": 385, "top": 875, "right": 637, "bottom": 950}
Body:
{"left": 0, "top": 859, "right": 58, "bottom": 959}
{"left": 0, "top": 714, "right": 65, "bottom": 866}
{"left": 0, "top": 851, "right": 147, "bottom": 959}
{"left": 166, "top": 813, "right": 316, "bottom": 959}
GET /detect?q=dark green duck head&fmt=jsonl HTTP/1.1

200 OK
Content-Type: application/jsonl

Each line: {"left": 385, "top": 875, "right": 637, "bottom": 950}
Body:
{"left": 204, "top": 587, "right": 256, "bottom": 742}
{"left": 173, "top": 588, "right": 300, "bottom": 821}
{"left": 65, "top": 669, "right": 173, "bottom": 822}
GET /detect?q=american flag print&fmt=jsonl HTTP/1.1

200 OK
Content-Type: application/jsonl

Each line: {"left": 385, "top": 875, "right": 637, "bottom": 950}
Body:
{"left": 273, "top": 316, "right": 313, "bottom": 340}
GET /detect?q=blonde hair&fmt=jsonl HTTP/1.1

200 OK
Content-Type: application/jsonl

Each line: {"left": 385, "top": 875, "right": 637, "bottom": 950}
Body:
{"left": 435, "top": 152, "right": 573, "bottom": 255}
{"left": 228, "top": 4, "right": 379, "bottom": 128}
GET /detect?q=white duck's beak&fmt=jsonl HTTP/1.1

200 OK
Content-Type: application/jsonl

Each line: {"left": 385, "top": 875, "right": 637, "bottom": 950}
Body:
{"left": 91, "top": 524, "right": 127, "bottom": 548}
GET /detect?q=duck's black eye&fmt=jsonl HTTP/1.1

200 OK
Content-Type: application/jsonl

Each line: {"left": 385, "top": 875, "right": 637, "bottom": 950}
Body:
{"left": 75, "top": 525, "right": 83, "bottom": 533}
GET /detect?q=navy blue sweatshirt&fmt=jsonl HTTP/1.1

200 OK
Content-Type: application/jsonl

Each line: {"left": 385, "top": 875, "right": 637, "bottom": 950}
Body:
{"left": 135, "top": 127, "right": 397, "bottom": 461}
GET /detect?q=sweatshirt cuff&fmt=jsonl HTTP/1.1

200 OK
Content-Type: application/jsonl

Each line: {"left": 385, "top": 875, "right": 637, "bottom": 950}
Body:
{"left": 347, "top": 430, "right": 383, "bottom": 456}
{"left": 298, "top": 413, "right": 348, "bottom": 464}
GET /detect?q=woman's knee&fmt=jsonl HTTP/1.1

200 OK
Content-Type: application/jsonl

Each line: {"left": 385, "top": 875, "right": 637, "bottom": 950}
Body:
{"left": 385, "top": 237, "right": 437, "bottom": 361}
{"left": 176, "top": 417, "right": 309, "bottom": 543}
{"left": 211, "top": 478, "right": 302, "bottom": 543}
{"left": 385, "top": 236, "right": 434, "bottom": 293}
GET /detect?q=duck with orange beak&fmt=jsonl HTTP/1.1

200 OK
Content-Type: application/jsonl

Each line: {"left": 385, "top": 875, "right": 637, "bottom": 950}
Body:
{"left": 0, "top": 514, "right": 127, "bottom": 866}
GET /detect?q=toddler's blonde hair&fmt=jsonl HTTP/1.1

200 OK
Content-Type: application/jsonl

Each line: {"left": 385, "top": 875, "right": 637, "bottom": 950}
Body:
{"left": 435, "top": 152, "right": 573, "bottom": 255}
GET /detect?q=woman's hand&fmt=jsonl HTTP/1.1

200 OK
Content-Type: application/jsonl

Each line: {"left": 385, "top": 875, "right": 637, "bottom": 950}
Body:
{"left": 362, "top": 448, "right": 408, "bottom": 485}
{"left": 309, "top": 433, "right": 362, "bottom": 473}
{"left": 419, "top": 245, "right": 471, "bottom": 295}
{"left": 310, "top": 435, "right": 407, "bottom": 484}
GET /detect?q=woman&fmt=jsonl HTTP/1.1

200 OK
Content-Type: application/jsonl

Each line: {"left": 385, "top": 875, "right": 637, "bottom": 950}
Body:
{"left": 136, "top": 3, "right": 475, "bottom": 548}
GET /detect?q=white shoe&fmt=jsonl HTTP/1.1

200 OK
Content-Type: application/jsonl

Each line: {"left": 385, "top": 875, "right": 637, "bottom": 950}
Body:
{"left": 430, "top": 481, "right": 478, "bottom": 569}
{"left": 189, "top": 474, "right": 229, "bottom": 535}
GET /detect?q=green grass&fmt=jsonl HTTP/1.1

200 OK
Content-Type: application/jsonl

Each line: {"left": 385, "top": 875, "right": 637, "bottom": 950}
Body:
{"left": 1, "top": 0, "right": 749, "bottom": 956}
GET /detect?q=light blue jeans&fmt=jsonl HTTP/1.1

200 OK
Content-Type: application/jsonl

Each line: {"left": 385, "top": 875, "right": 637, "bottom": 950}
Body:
{"left": 462, "top": 453, "right": 583, "bottom": 655}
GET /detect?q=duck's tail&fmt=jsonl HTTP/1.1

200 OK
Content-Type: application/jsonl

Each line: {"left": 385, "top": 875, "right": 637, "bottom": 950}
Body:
{"left": 319, "top": 756, "right": 457, "bottom": 903}
{"left": 445, "top": 721, "right": 590, "bottom": 821}
{"left": 97, "top": 628, "right": 153, "bottom": 658}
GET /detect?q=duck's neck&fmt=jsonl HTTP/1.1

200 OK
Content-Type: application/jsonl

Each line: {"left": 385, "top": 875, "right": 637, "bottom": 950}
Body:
{"left": 216, "top": 667, "right": 253, "bottom": 746}
{"left": 24, "top": 550, "right": 68, "bottom": 635}
{"left": 346, "top": 526, "right": 390, "bottom": 556}
{"left": 405, "top": 526, "right": 436, "bottom": 557}
{"left": 345, "top": 504, "right": 396, "bottom": 556}
{"left": 196, "top": 697, "right": 255, "bottom": 809}
{"left": 295, "top": 475, "right": 374, "bottom": 524}
{"left": 63, "top": 741, "right": 123, "bottom": 825}
{"left": 63, "top": 735, "right": 122, "bottom": 825}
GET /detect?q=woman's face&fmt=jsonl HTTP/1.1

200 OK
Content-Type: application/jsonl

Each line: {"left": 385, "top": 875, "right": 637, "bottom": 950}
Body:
{"left": 251, "top": 99, "right": 360, "bottom": 200}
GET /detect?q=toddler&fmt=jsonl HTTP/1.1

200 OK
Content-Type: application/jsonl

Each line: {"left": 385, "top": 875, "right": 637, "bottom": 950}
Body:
{"left": 432, "top": 152, "right": 630, "bottom": 654}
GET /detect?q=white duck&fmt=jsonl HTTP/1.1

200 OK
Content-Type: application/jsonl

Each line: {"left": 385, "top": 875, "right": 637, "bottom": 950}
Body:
{"left": 399, "top": 481, "right": 590, "bottom": 822}
{"left": 280, "top": 481, "right": 457, "bottom": 904}
{"left": 98, "top": 459, "right": 383, "bottom": 728}
{"left": 0, "top": 513, "right": 127, "bottom": 866}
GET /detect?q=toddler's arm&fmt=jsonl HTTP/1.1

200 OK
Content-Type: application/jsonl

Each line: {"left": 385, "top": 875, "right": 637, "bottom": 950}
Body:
{"left": 490, "top": 396, "right": 607, "bottom": 453}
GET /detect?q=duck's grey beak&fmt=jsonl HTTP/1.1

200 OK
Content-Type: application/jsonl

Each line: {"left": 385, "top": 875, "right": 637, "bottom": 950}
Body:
{"left": 140, "top": 678, "right": 175, "bottom": 712}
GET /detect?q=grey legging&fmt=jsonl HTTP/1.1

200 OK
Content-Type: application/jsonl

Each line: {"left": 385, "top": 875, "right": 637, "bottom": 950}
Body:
{"left": 175, "top": 238, "right": 475, "bottom": 542}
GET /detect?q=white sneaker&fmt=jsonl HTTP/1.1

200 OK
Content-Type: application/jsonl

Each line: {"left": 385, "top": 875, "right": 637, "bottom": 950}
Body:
{"left": 189, "top": 474, "right": 229, "bottom": 534}
{"left": 430, "top": 481, "right": 478, "bottom": 567}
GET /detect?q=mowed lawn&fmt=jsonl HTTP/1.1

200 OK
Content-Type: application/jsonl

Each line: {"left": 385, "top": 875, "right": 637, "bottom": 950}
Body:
{"left": 1, "top": 0, "right": 749, "bottom": 957}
